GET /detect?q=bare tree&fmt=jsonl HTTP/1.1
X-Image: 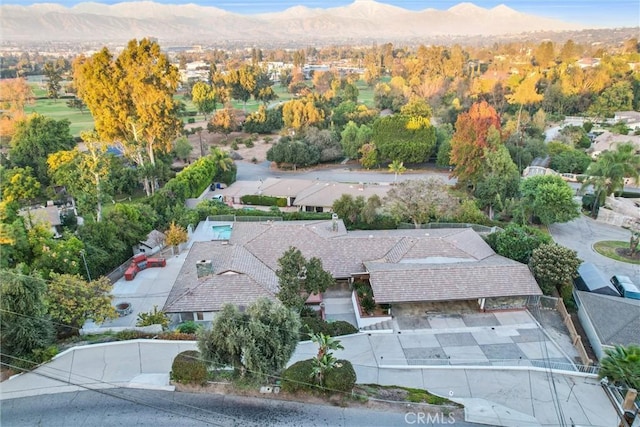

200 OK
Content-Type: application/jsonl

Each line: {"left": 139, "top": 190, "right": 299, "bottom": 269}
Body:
{"left": 383, "top": 178, "right": 459, "bottom": 228}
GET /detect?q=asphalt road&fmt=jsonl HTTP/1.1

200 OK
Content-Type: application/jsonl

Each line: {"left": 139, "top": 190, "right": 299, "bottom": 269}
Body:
{"left": 235, "top": 160, "right": 456, "bottom": 184}
{"left": 549, "top": 214, "right": 639, "bottom": 279}
{"left": 1, "top": 389, "right": 476, "bottom": 427}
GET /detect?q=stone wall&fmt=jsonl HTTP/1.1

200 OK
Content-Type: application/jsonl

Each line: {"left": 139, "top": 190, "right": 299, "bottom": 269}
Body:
{"left": 597, "top": 195, "right": 639, "bottom": 228}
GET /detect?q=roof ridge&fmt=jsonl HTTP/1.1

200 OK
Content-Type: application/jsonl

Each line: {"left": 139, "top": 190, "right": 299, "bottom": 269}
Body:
{"left": 382, "top": 236, "right": 413, "bottom": 262}
{"left": 163, "top": 276, "right": 211, "bottom": 311}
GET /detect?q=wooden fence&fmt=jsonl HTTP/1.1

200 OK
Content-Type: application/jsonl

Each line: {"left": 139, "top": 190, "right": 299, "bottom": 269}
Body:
{"left": 554, "top": 297, "right": 594, "bottom": 367}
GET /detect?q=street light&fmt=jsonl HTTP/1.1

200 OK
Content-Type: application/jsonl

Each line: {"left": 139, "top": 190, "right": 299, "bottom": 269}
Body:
{"left": 80, "top": 250, "right": 91, "bottom": 282}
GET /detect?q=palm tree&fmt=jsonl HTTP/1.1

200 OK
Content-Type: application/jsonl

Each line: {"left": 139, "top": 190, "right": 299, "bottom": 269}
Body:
{"left": 310, "top": 332, "right": 344, "bottom": 385}
{"left": 388, "top": 159, "right": 406, "bottom": 182}
{"left": 598, "top": 345, "right": 640, "bottom": 390}
{"left": 582, "top": 143, "right": 640, "bottom": 216}
{"left": 210, "top": 147, "right": 234, "bottom": 172}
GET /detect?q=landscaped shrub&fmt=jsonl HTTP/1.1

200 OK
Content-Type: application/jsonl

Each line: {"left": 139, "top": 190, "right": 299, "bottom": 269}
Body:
{"left": 158, "top": 331, "right": 197, "bottom": 341}
{"left": 281, "top": 359, "right": 315, "bottom": 393}
{"left": 177, "top": 321, "right": 199, "bottom": 334}
{"left": 244, "top": 139, "right": 254, "bottom": 148}
{"left": 300, "top": 316, "right": 358, "bottom": 340}
{"left": 115, "top": 330, "right": 149, "bottom": 340}
{"left": 170, "top": 350, "right": 208, "bottom": 385}
{"left": 301, "top": 316, "right": 327, "bottom": 339}
{"left": 324, "top": 359, "right": 356, "bottom": 393}
{"left": 31, "top": 345, "right": 59, "bottom": 364}
{"left": 136, "top": 305, "right": 170, "bottom": 330}
{"left": 360, "top": 294, "right": 376, "bottom": 314}
{"left": 353, "top": 281, "right": 371, "bottom": 297}
{"left": 329, "top": 321, "right": 358, "bottom": 336}
{"left": 241, "top": 194, "right": 287, "bottom": 207}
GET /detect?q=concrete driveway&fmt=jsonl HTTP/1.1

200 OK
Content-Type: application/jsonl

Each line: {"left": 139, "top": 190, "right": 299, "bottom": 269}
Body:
{"left": 549, "top": 215, "right": 638, "bottom": 279}
{"left": 289, "top": 310, "right": 617, "bottom": 427}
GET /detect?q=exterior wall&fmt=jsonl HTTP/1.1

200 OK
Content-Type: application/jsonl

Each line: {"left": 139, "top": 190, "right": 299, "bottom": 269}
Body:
{"left": 173, "top": 311, "right": 216, "bottom": 323}
{"left": 484, "top": 296, "right": 527, "bottom": 311}
{"left": 133, "top": 243, "right": 162, "bottom": 256}
{"left": 351, "top": 291, "right": 391, "bottom": 329}
{"left": 574, "top": 292, "right": 605, "bottom": 360}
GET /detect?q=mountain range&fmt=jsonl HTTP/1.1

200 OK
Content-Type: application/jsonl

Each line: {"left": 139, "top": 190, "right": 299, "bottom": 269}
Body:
{"left": 1, "top": 1, "right": 586, "bottom": 44}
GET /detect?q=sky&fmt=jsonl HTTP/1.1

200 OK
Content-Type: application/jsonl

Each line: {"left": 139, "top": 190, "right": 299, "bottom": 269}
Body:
{"left": 4, "top": 0, "right": 639, "bottom": 28}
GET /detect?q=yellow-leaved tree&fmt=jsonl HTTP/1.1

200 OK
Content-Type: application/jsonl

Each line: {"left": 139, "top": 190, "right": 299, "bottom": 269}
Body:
{"left": 46, "top": 273, "right": 117, "bottom": 333}
{"left": 73, "top": 38, "right": 181, "bottom": 196}
{"left": 165, "top": 222, "right": 188, "bottom": 254}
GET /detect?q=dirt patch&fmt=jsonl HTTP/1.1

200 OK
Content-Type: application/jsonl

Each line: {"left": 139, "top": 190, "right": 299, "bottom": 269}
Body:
{"left": 0, "top": 367, "right": 16, "bottom": 382}
{"left": 173, "top": 381, "right": 462, "bottom": 415}
{"left": 615, "top": 247, "right": 640, "bottom": 262}
{"left": 570, "top": 312, "right": 598, "bottom": 362}
{"left": 184, "top": 126, "right": 278, "bottom": 164}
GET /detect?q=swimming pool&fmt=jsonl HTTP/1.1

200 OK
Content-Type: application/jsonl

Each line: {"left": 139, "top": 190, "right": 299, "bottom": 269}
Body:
{"left": 211, "top": 224, "right": 232, "bottom": 240}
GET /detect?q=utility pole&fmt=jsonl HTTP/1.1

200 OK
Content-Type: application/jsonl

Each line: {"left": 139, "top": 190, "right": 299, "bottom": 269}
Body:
{"left": 80, "top": 250, "right": 91, "bottom": 282}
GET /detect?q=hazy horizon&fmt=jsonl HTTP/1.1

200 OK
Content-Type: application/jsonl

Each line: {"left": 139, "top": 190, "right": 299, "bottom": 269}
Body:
{"left": 3, "top": 0, "right": 638, "bottom": 28}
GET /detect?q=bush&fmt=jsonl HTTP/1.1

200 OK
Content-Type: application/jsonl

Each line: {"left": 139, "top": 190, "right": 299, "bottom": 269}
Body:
{"left": 177, "top": 321, "right": 199, "bottom": 334}
{"left": 136, "top": 305, "right": 170, "bottom": 330}
{"left": 324, "top": 360, "right": 356, "bottom": 393}
{"left": 329, "top": 321, "right": 358, "bottom": 336}
{"left": 170, "top": 350, "right": 208, "bottom": 385}
{"left": 300, "top": 317, "right": 358, "bottom": 340}
{"left": 231, "top": 141, "right": 239, "bottom": 150}
{"left": 115, "top": 330, "right": 149, "bottom": 340}
{"left": 241, "top": 194, "right": 287, "bottom": 207}
{"left": 360, "top": 294, "right": 376, "bottom": 314}
{"left": 31, "top": 345, "right": 59, "bottom": 365}
{"left": 187, "top": 118, "right": 196, "bottom": 124}
{"left": 159, "top": 331, "right": 197, "bottom": 341}
{"left": 281, "top": 359, "right": 315, "bottom": 393}
{"left": 353, "top": 281, "right": 371, "bottom": 297}
{"left": 245, "top": 139, "right": 254, "bottom": 148}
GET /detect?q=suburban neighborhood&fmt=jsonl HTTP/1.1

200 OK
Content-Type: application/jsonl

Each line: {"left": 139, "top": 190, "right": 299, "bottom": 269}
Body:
{"left": 1, "top": 1, "right": 640, "bottom": 426}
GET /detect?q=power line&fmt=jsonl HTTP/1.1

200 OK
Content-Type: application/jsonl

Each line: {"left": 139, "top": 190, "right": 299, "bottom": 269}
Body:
{"left": 532, "top": 303, "right": 567, "bottom": 427}
{"left": 0, "top": 353, "right": 234, "bottom": 427}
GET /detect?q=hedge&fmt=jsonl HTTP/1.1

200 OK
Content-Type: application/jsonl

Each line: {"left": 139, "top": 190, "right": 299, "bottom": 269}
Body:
{"left": 241, "top": 194, "right": 287, "bottom": 207}
{"left": 170, "top": 350, "right": 208, "bottom": 385}
{"left": 324, "top": 360, "right": 356, "bottom": 392}
{"left": 301, "top": 316, "right": 358, "bottom": 340}
{"left": 281, "top": 359, "right": 315, "bottom": 393}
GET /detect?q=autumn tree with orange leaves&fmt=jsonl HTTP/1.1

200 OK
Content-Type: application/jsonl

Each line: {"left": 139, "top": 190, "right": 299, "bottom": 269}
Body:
{"left": 0, "top": 78, "right": 34, "bottom": 141}
{"left": 449, "top": 101, "right": 502, "bottom": 188}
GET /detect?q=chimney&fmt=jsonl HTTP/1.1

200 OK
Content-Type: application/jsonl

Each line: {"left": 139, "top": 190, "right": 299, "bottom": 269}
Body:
{"left": 196, "top": 260, "right": 213, "bottom": 278}
{"left": 331, "top": 213, "right": 339, "bottom": 232}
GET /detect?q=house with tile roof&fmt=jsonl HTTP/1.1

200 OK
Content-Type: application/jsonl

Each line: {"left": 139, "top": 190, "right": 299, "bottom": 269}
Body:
{"left": 574, "top": 290, "right": 640, "bottom": 360}
{"left": 257, "top": 178, "right": 391, "bottom": 213}
{"left": 163, "top": 219, "right": 542, "bottom": 325}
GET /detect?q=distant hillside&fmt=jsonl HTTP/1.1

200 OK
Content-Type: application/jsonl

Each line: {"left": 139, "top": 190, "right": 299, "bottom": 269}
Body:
{"left": 0, "top": 0, "right": 585, "bottom": 43}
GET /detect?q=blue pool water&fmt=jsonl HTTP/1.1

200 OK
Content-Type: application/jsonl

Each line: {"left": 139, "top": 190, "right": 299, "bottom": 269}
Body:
{"left": 212, "top": 225, "right": 232, "bottom": 240}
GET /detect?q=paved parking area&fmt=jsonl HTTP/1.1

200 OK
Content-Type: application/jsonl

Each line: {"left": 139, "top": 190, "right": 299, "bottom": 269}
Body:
{"left": 293, "top": 310, "right": 574, "bottom": 369}
{"left": 396, "top": 311, "right": 571, "bottom": 367}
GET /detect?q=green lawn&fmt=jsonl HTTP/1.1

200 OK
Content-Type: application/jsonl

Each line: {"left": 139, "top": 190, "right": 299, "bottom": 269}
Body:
{"left": 593, "top": 240, "right": 640, "bottom": 264}
{"left": 356, "top": 81, "right": 375, "bottom": 108}
{"left": 28, "top": 79, "right": 374, "bottom": 136}
{"left": 27, "top": 98, "right": 95, "bottom": 137}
